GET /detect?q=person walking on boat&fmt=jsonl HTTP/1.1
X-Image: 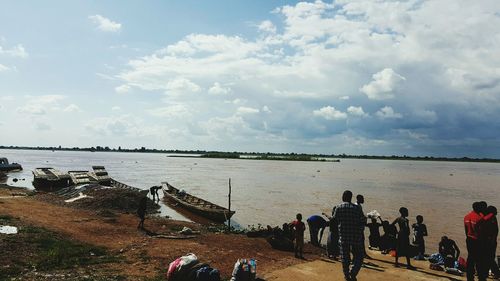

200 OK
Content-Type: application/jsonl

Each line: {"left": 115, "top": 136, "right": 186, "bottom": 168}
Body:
{"left": 333, "top": 190, "right": 366, "bottom": 281}
{"left": 137, "top": 196, "right": 147, "bottom": 230}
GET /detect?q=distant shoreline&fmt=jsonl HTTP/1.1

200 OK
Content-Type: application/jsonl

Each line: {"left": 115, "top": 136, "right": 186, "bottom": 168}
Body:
{"left": 1, "top": 146, "right": 499, "bottom": 163}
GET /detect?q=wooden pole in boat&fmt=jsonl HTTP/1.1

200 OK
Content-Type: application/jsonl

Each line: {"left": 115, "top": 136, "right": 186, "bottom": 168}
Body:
{"left": 228, "top": 178, "right": 232, "bottom": 231}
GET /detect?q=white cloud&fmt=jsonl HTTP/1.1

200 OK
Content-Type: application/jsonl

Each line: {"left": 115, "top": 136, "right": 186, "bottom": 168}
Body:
{"left": 115, "top": 84, "right": 131, "bottom": 94}
{"left": 63, "top": 104, "right": 82, "bottom": 113}
{"left": 0, "top": 44, "right": 28, "bottom": 58}
{"left": 258, "top": 20, "right": 277, "bottom": 34}
{"left": 88, "top": 15, "right": 122, "bottom": 32}
{"left": 0, "top": 64, "right": 9, "bottom": 72}
{"left": 84, "top": 115, "right": 159, "bottom": 137}
{"left": 108, "top": 0, "right": 500, "bottom": 156}
{"left": 148, "top": 104, "right": 191, "bottom": 119}
{"left": 17, "top": 105, "right": 46, "bottom": 115}
{"left": 376, "top": 106, "right": 402, "bottom": 119}
{"left": 111, "top": 106, "right": 121, "bottom": 111}
{"left": 208, "top": 82, "right": 231, "bottom": 95}
{"left": 16, "top": 95, "right": 68, "bottom": 116}
{"left": 414, "top": 109, "right": 438, "bottom": 124}
{"left": 35, "top": 122, "right": 51, "bottom": 131}
{"left": 165, "top": 78, "right": 201, "bottom": 95}
{"left": 360, "top": 68, "right": 406, "bottom": 100}
{"left": 347, "top": 106, "right": 368, "bottom": 117}
{"left": 236, "top": 106, "right": 260, "bottom": 115}
{"left": 313, "top": 106, "right": 347, "bottom": 120}
{"left": 262, "top": 105, "right": 272, "bottom": 113}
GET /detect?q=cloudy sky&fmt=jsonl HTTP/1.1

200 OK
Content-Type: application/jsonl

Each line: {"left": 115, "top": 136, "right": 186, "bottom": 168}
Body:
{"left": 1, "top": 1, "right": 499, "bottom": 157}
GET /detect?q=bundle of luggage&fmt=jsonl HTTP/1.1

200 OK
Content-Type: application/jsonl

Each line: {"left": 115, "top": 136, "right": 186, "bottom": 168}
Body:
{"left": 230, "top": 259, "right": 257, "bottom": 281}
{"left": 167, "top": 253, "right": 220, "bottom": 281}
{"left": 167, "top": 254, "right": 258, "bottom": 281}
{"left": 428, "top": 253, "right": 465, "bottom": 276}
{"left": 264, "top": 223, "right": 294, "bottom": 251}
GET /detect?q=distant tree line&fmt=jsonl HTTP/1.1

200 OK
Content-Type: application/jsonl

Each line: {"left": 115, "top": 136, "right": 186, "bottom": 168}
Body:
{"left": 0, "top": 145, "right": 499, "bottom": 163}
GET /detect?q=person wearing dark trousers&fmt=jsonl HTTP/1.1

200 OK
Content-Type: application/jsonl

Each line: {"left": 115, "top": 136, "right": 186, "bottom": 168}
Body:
{"left": 137, "top": 196, "right": 147, "bottom": 230}
{"left": 149, "top": 186, "right": 161, "bottom": 201}
{"left": 482, "top": 205, "right": 500, "bottom": 278}
{"left": 323, "top": 210, "right": 340, "bottom": 259}
{"left": 333, "top": 190, "right": 366, "bottom": 281}
{"left": 412, "top": 215, "right": 428, "bottom": 260}
{"left": 392, "top": 207, "right": 414, "bottom": 269}
{"left": 306, "top": 215, "right": 328, "bottom": 246}
{"left": 464, "top": 201, "right": 493, "bottom": 281}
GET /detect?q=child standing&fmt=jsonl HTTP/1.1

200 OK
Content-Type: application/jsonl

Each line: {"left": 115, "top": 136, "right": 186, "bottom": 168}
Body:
{"left": 412, "top": 215, "right": 428, "bottom": 260}
{"left": 291, "top": 213, "right": 305, "bottom": 259}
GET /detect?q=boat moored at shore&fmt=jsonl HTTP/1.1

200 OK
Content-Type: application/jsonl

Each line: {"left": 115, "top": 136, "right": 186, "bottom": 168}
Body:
{"left": 0, "top": 158, "right": 23, "bottom": 172}
{"left": 33, "top": 166, "right": 113, "bottom": 191}
{"left": 162, "top": 182, "right": 235, "bottom": 223}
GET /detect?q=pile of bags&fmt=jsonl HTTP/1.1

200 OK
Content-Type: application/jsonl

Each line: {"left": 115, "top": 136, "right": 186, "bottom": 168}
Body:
{"left": 167, "top": 253, "right": 220, "bottom": 281}
{"left": 230, "top": 259, "right": 257, "bottom": 281}
{"left": 167, "top": 254, "right": 258, "bottom": 281}
{"left": 428, "top": 253, "right": 466, "bottom": 276}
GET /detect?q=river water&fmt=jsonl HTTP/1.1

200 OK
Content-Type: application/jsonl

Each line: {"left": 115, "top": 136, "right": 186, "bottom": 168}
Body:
{"left": 1, "top": 149, "right": 499, "bottom": 253}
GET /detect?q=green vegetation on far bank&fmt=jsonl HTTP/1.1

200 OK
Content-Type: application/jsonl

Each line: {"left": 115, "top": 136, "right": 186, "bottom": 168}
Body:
{"left": 1, "top": 145, "right": 499, "bottom": 163}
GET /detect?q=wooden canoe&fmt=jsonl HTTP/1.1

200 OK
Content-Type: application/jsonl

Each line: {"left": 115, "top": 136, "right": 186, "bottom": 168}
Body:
{"left": 162, "top": 182, "right": 235, "bottom": 223}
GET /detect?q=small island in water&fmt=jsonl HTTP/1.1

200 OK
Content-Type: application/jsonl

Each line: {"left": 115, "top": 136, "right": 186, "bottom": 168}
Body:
{"left": 1, "top": 145, "right": 499, "bottom": 163}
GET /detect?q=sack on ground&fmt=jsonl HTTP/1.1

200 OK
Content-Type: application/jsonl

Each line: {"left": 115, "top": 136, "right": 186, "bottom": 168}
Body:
{"left": 167, "top": 253, "right": 199, "bottom": 281}
{"left": 230, "top": 259, "right": 257, "bottom": 281}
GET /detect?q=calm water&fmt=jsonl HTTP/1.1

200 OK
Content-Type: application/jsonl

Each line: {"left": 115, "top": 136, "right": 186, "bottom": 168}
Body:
{"left": 2, "top": 149, "right": 499, "bottom": 252}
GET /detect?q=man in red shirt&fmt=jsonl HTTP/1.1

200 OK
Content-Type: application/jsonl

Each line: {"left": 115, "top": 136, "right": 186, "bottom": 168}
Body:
{"left": 464, "top": 201, "right": 493, "bottom": 281}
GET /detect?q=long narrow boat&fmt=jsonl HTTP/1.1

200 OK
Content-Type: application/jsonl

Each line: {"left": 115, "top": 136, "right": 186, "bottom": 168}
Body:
{"left": 162, "top": 182, "right": 235, "bottom": 223}
{"left": 0, "top": 158, "right": 23, "bottom": 172}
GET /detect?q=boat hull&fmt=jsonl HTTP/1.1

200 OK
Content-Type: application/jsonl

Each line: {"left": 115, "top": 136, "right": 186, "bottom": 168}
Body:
{"left": 162, "top": 182, "right": 235, "bottom": 223}
{"left": 32, "top": 177, "right": 72, "bottom": 192}
{"left": 0, "top": 163, "right": 23, "bottom": 172}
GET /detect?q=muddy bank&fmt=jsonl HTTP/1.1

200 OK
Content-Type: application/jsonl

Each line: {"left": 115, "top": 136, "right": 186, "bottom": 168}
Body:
{"left": 0, "top": 183, "right": 470, "bottom": 281}
{"left": 0, "top": 187, "right": 324, "bottom": 280}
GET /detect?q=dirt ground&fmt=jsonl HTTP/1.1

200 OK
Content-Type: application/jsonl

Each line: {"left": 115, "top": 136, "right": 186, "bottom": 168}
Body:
{"left": 264, "top": 251, "right": 467, "bottom": 281}
{"left": 0, "top": 184, "right": 470, "bottom": 280}
{"left": 0, "top": 185, "right": 323, "bottom": 280}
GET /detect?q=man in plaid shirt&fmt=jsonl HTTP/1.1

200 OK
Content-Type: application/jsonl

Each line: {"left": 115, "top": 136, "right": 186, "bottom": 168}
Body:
{"left": 333, "top": 190, "right": 366, "bottom": 281}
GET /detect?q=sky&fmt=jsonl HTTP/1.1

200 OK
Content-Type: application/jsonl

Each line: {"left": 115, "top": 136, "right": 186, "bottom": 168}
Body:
{"left": 0, "top": 0, "right": 499, "bottom": 158}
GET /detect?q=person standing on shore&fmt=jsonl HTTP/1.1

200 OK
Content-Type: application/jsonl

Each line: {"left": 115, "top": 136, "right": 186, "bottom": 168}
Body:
{"left": 291, "top": 213, "right": 305, "bottom": 259}
{"left": 482, "top": 205, "right": 500, "bottom": 278}
{"left": 137, "top": 196, "right": 147, "bottom": 230}
{"left": 306, "top": 215, "right": 328, "bottom": 246}
{"left": 323, "top": 210, "right": 340, "bottom": 260}
{"left": 333, "top": 190, "right": 366, "bottom": 281}
{"left": 392, "top": 207, "right": 414, "bottom": 269}
{"left": 412, "top": 215, "right": 428, "bottom": 260}
{"left": 464, "top": 201, "right": 493, "bottom": 281}
{"left": 356, "top": 194, "right": 370, "bottom": 259}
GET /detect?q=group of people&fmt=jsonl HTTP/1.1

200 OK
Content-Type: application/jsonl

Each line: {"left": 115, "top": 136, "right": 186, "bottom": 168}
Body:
{"left": 288, "top": 191, "right": 499, "bottom": 281}
{"left": 464, "top": 201, "right": 499, "bottom": 280}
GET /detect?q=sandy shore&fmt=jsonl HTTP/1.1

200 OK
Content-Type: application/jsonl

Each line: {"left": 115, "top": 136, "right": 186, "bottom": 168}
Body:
{"left": 0, "top": 184, "right": 468, "bottom": 280}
